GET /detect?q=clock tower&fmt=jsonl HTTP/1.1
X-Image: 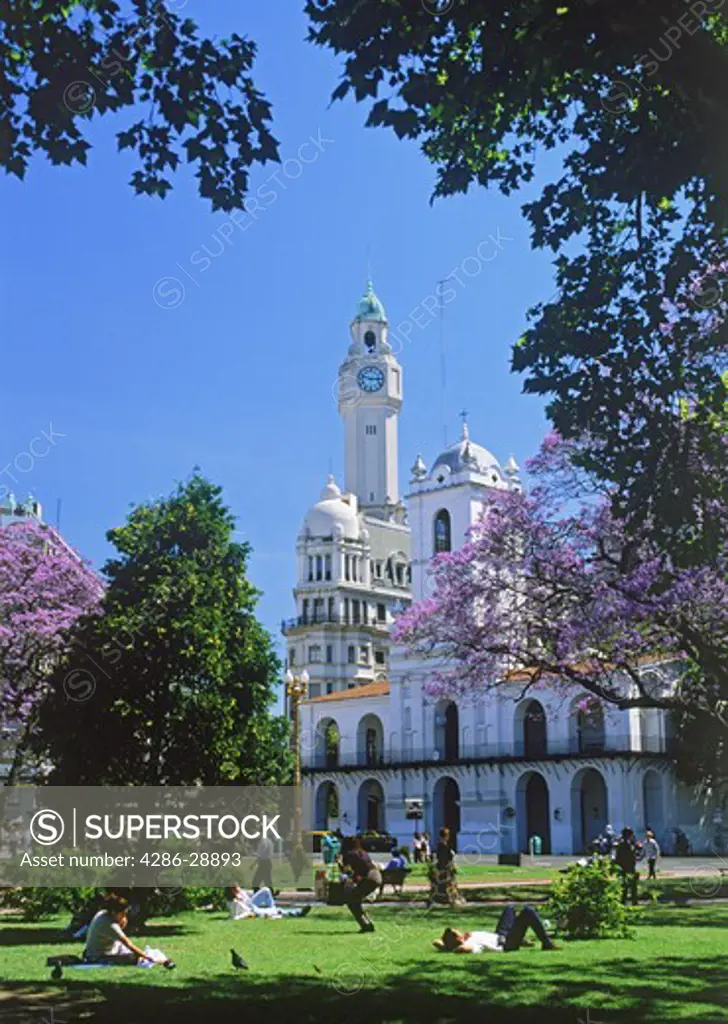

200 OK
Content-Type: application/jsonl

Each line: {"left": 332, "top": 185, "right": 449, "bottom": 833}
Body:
{"left": 338, "top": 281, "right": 403, "bottom": 516}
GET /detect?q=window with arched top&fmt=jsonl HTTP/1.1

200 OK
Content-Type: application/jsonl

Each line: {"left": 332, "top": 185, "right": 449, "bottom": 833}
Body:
{"left": 364, "top": 329, "right": 376, "bottom": 351}
{"left": 434, "top": 509, "right": 452, "bottom": 554}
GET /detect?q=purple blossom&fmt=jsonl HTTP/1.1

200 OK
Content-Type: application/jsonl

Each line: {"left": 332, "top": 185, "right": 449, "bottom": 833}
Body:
{"left": 0, "top": 521, "right": 101, "bottom": 780}
{"left": 394, "top": 435, "right": 728, "bottom": 719}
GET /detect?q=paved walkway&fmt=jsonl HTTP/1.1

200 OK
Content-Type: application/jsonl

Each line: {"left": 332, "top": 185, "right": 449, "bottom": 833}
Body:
{"left": 277, "top": 855, "right": 726, "bottom": 903}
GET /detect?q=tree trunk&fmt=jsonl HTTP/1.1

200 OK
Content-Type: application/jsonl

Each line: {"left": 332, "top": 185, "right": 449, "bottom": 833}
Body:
{"left": 4, "top": 720, "right": 33, "bottom": 787}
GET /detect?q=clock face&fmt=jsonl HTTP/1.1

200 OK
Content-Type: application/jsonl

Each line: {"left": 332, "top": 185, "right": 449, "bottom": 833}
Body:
{"left": 357, "top": 366, "right": 385, "bottom": 393}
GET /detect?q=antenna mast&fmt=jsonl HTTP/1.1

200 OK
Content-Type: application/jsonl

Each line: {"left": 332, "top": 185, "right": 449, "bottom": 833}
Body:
{"left": 437, "top": 279, "right": 449, "bottom": 447}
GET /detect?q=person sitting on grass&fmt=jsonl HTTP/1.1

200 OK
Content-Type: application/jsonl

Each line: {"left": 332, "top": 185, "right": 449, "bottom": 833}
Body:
{"left": 433, "top": 905, "right": 558, "bottom": 953}
{"left": 83, "top": 894, "right": 175, "bottom": 967}
{"left": 225, "top": 885, "right": 311, "bottom": 920}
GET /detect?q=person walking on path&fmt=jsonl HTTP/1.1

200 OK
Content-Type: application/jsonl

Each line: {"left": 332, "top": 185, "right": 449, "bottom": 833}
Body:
{"left": 429, "top": 827, "right": 465, "bottom": 907}
{"left": 643, "top": 829, "right": 660, "bottom": 880}
{"left": 340, "top": 835, "right": 381, "bottom": 933}
{"left": 252, "top": 835, "right": 275, "bottom": 892}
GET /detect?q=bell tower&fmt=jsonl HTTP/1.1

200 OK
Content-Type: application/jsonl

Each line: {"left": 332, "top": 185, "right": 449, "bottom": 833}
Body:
{"left": 338, "top": 282, "right": 402, "bottom": 516}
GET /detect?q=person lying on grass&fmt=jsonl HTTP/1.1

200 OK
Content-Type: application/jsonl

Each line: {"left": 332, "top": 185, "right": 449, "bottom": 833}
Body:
{"left": 83, "top": 894, "right": 175, "bottom": 967}
{"left": 433, "top": 905, "right": 558, "bottom": 953}
{"left": 224, "top": 885, "right": 311, "bottom": 920}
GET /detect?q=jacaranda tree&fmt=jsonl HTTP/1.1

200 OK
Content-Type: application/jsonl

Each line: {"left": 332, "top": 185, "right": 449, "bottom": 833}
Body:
{"left": 393, "top": 434, "right": 728, "bottom": 733}
{"left": 0, "top": 519, "right": 102, "bottom": 785}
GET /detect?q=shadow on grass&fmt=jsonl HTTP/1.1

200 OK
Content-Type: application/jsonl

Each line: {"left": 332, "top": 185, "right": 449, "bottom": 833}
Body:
{"left": 0, "top": 975, "right": 611, "bottom": 1024}
{"left": 1, "top": 951, "right": 726, "bottom": 1024}
{"left": 638, "top": 904, "right": 728, "bottom": 929}
{"left": 0, "top": 922, "right": 192, "bottom": 947}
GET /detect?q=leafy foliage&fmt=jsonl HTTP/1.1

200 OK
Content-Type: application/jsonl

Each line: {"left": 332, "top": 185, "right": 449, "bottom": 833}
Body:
{"left": 1, "top": 1, "right": 279, "bottom": 210}
{"left": 547, "top": 857, "right": 634, "bottom": 940}
{"left": 34, "top": 474, "right": 291, "bottom": 785}
{"left": 671, "top": 705, "right": 728, "bottom": 789}
{"left": 307, "top": 0, "right": 728, "bottom": 540}
{"left": 0, "top": 885, "right": 97, "bottom": 922}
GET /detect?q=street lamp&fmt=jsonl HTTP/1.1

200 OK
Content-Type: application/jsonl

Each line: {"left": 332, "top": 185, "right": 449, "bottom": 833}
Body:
{"left": 285, "top": 668, "right": 309, "bottom": 859}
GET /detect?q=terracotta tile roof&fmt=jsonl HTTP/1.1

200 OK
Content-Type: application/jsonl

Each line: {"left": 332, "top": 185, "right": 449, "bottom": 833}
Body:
{"left": 303, "top": 680, "right": 390, "bottom": 703}
{"left": 504, "top": 653, "right": 678, "bottom": 684}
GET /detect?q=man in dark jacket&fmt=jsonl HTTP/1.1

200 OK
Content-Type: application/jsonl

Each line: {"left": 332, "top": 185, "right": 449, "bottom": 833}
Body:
{"left": 614, "top": 826, "right": 641, "bottom": 905}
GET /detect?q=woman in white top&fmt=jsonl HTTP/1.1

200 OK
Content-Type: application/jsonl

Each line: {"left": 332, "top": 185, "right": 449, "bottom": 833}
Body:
{"left": 84, "top": 894, "right": 174, "bottom": 967}
{"left": 643, "top": 830, "right": 661, "bottom": 879}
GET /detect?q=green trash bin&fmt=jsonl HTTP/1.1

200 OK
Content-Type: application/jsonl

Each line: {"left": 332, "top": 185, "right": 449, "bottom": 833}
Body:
{"left": 528, "top": 835, "right": 543, "bottom": 856}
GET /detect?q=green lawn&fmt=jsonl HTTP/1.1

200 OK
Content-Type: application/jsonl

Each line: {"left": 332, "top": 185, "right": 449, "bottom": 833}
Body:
{"left": 2, "top": 902, "right": 727, "bottom": 1024}
{"left": 377, "top": 862, "right": 728, "bottom": 905}
{"left": 398, "top": 862, "right": 558, "bottom": 884}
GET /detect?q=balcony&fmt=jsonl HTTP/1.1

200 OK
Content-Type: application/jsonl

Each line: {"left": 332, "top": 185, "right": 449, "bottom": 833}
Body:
{"left": 281, "top": 612, "right": 389, "bottom": 634}
{"left": 301, "top": 735, "right": 676, "bottom": 772}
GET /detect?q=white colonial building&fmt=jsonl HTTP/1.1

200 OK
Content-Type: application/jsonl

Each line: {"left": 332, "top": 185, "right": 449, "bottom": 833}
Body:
{"left": 293, "top": 283, "right": 722, "bottom": 856}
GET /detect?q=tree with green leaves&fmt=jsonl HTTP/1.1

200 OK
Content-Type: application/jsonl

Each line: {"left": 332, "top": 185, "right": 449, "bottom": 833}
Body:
{"left": 306, "top": 0, "right": 728, "bottom": 550}
{"left": 35, "top": 474, "right": 291, "bottom": 786}
{"left": 1, "top": 0, "right": 278, "bottom": 210}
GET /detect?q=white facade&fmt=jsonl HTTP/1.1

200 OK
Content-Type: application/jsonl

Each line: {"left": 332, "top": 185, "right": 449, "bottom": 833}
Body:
{"left": 300, "top": 675, "right": 711, "bottom": 855}
{"left": 295, "top": 283, "right": 721, "bottom": 855}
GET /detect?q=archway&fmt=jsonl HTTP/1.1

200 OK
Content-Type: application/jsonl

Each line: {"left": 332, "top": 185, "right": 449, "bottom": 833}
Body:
{"left": 516, "top": 699, "right": 547, "bottom": 757}
{"left": 574, "top": 701, "right": 606, "bottom": 754}
{"left": 643, "top": 769, "right": 664, "bottom": 839}
{"left": 316, "top": 717, "right": 339, "bottom": 769}
{"left": 516, "top": 771, "right": 551, "bottom": 854}
{"left": 432, "top": 776, "right": 460, "bottom": 851}
{"left": 356, "top": 713, "right": 384, "bottom": 767}
{"left": 357, "top": 779, "right": 385, "bottom": 833}
{"left": 571, "top": 768, "right": 608, "bottom": 853}
{"left": 434, "top": 700, "right": 459, "bottom": 761}
{"left": 315, "top": 781, "right": 339, "bottom": 831}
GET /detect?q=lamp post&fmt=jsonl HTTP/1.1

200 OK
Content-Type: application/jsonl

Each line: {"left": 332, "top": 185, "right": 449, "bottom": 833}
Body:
{"left": 285, "top": 668, "right": 309, "bottom": 855}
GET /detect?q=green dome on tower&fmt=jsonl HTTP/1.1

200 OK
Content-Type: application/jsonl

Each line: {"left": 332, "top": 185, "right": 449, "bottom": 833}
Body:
{"left": 353, "top": 280, "right": 387, "bottom": 323}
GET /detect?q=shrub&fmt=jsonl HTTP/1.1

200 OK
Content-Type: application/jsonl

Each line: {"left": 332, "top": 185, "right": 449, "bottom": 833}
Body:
{"left": 546, "top": 857, "right": 635, "bottom": 939}
{"left": 0, "top": 885, "right": 227, "bottom": 922}
{"left": 0, "top": 886, "right": 97, "bottom": 922}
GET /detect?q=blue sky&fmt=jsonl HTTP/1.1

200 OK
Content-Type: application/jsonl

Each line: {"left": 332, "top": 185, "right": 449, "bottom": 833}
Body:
{"left": 2, "top": 1, "right": 557, "bottom": 667}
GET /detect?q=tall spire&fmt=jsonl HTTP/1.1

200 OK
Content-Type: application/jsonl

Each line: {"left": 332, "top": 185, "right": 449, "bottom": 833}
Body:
{"left": 459, "top": 408, "right": 469, "bottom": 441}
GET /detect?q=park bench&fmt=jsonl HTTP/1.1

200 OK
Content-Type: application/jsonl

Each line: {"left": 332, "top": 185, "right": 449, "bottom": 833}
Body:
{"left": 378, "top": 866, "right": 411, "bottom": 897}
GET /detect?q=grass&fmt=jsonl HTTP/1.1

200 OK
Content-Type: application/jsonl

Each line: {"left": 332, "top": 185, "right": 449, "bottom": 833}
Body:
{"left": 398, "top": 862, "right": 558, "bottom": 884}
{"left": 2, "top": 901, "right": 728, "bottom": 1024}
{"left": 376, "top": 862, "right": 728, "bottom": 905}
